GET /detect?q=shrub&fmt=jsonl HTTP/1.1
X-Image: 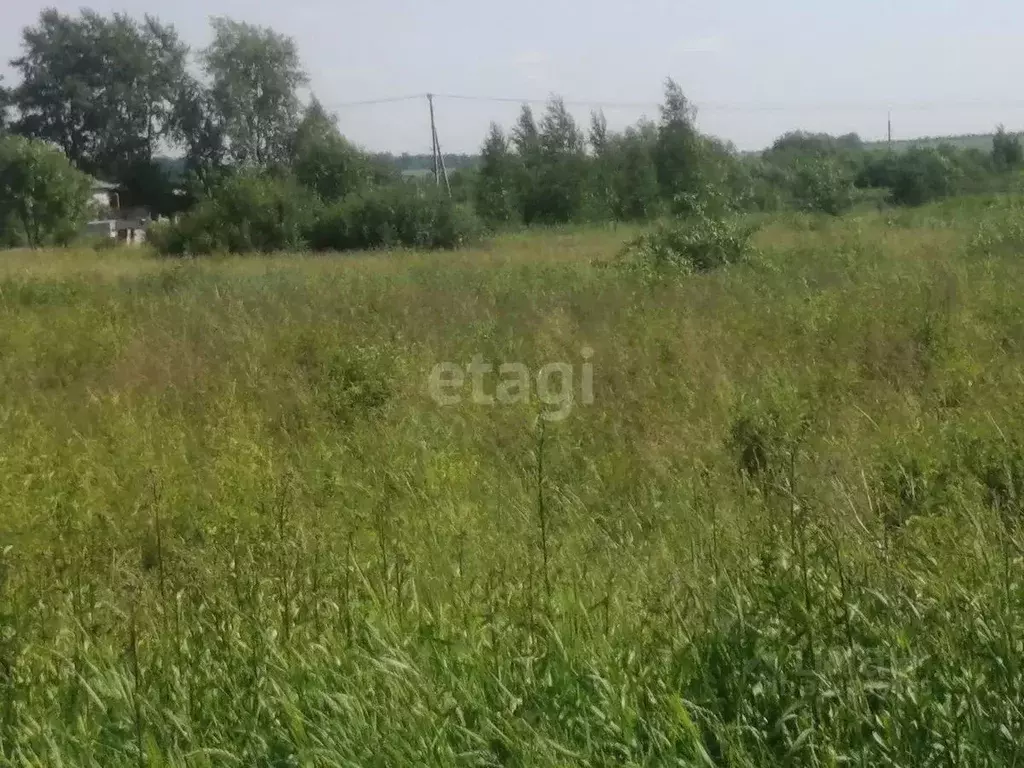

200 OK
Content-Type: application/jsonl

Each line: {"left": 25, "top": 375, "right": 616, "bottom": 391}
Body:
{"left": 787, "top": 156, "right": 856, "bottom": 215}
{"left": 968, "top": 205, "right": 1024, "bottom": 257}
{"left": 0, "top": 135, "right": 91, "bottom": 247}
{"left": 150, "top": 171, "right": 320, "bottom": 255}
{"left": 889, "top": 148, "right": 963, "bottom": 207}
{"left": 310, "top": 186, "right": 481, "bottom": 252}
{"left": 618, "top": 212, "right": 756, "bottom": 279}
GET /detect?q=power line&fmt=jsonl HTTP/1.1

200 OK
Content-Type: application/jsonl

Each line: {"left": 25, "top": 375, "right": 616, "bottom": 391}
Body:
{"left": 433, "top": 93, "right": 661, "bottom": 110}
{"left": 322, "top": 94, "right": 425, "bottom": 108}
{"left": 320, "top": 91, "right": 1024, "bottom": 114}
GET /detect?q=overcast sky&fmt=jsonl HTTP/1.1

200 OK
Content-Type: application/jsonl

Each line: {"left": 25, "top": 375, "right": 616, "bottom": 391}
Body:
{"left": 4, "top": 0, "right": 1024, "bottom": 155}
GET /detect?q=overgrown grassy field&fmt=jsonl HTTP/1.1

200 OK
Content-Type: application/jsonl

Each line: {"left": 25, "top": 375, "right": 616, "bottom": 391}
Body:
{"left": 3, "top": 200, "right": 1024, "bottom": 766}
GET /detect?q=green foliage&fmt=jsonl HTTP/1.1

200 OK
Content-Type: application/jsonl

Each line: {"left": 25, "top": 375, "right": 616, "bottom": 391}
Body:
{"left": 119, "top": 157, "right": 189, "bottom": 217}
{"left": 9, "top": 9, "right": 188, "bottom": 181}
{"left": 655, "top": 78, "right": 705, "bottom": 214}
{"left": 150, "top": 171, "right": 318, "bottom": 254}
{"left": 474, "top": 123, "right": 520, "bottom": 228}
{"left": 202, "top": 17, "right": 308, "bottom": 167}
{"left": 8, "top": 205, "right": 1024, "bottom": 764}
{"left": 589, "top": 114, "right": 661, "bottom": 221}
{"left": 0, "top": 76, "right": 10, "bottom": 134}
{"left": 992, "top": 125, "right": 1023, "bottom": 171}
{"left": 507, "top": 99, "right": 590, "bottom": 225}
{"left": 787, "top": 155, "right": 856, "bottom": 215}
{"left": 172, "top": 80, "right": 228, "bottom": 191}
{"left": 968, "top": 201, "right": 1024, "bottom": 257}
{"left": 533, "top": 98, "right": 589, "bottom": 224}
{"left": 310, "top": 185, "right": 481, "bottom": 251}
{"left": 290, "top": 99, "right": 384, "bottom": 203}
{"left": 856, "top": 145, "right": 1004, "bottom": 207}
{"left": 0, "top": 135, "right": 91, "bottom": 247}
{"left": 765, "top": 130, "right": 863, "bottom": 161}
{"left": 888, "top": 147, "right": 963, "bottom": 206}
{"left": 619, "top": 211, "right": 756, "bottom": 279}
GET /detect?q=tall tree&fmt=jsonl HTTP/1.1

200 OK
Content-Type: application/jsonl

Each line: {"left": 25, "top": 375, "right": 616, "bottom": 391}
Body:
{"left": 9, "top": 9, "right": 188, "bottom": 180}
{"left": 203, "top": 17, "right": 308, "bottom": 167}
{"left": 510, "top": 105, "right": 542, "bottom": 222}
{"left": 534, "top": 96, "right": 588, "bottom": 223}
{"left": 173, "top": 79, "right": 228, "bottom": 194}
{"left": 611, "top": 121, "right": 661, "bottom": 221}
{"left": 0, "top": 135, "right": 91, "bottom": 248}
{"left": 654, "top": 78, "right": 704, "bottom": 212}
{"left": 588, "top": 110, "right": 614, "bottom": 219}
{"left": 291, "top": 98, "right": 380, "bottom": 201}
{"left": 992, "top": 125, "right": 1023, "bottom": 171}
{"left": 511, "top": 105, "right": 541, "bottom": 163}
{"left": 474, "top": 123, "right": 519, "bottom": 227}
{"left": 589, "top": 110, "right": 609, "bottom": 154}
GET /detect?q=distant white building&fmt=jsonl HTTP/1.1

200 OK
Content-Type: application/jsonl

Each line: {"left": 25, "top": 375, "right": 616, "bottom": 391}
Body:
{"left": 85, "top": 179, "right": 149, "bottom": 244}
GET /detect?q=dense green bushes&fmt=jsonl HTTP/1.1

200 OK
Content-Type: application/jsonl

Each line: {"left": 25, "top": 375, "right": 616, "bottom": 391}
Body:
{"left": 151, "top": 173, "right": 481, "bottom": 255}
{"left": 310, "top": 186, "right": 481, "bottom": 251}
{"left": 619, "top": 211, "right": 756, "bottom": 279}
{"left": 148, "top": 172, "right": 318, "bottom": 254}
{"left": 0, "top": 135, "right": 91, "bottom": 247}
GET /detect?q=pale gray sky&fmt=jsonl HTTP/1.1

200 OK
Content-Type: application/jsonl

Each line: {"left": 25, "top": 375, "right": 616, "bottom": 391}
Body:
{"left": 4, "top": 0, "right": 1023, "bottom": 154}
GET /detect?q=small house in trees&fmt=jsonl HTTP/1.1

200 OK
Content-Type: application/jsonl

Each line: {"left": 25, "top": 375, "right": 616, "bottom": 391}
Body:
{"left": 84, "top": 179, "right": 150, "bottom": 244}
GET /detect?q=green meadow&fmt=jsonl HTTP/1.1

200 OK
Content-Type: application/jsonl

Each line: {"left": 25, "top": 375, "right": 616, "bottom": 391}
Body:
{"left": 3, "top": 199, "right": 1024, "bottom": 766}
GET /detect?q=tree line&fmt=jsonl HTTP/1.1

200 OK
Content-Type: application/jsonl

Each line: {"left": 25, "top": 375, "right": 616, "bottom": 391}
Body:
{"left": 1, "top": 8, "right": 1022, "bottom": 251}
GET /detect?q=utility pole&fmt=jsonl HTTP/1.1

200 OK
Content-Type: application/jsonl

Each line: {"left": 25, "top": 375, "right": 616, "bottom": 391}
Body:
{"left": 427, "top": 93, "right": 451, "bottom": 197}
{"left": 428, "top": 93, "right": 440, "bottom": 186}
{"left": 887, "top": 110, "right": 893, "bottom": 151}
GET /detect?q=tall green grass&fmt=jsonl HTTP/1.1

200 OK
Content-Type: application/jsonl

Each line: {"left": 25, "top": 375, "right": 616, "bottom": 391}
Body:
{"left": 2, "top": 202, "right": 1024, "bottom": 765}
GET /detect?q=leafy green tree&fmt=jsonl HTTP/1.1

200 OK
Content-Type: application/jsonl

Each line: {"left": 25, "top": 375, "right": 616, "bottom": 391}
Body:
{"left": 9, "top": 9, "right": 188, "bottom": 180}
{"left": 587, "top": 110, "right": 615, "bottom": 219}
{"left": 533, "top": 97, "right": 588, "bottom": 223}
{"left": 447, "top": 167, "right": 476, "bottom": 205}
{"left": 744, "top": 159, "right": 790, "bottom": 212}
{"left": 202, "top": 17, "right": 308, "bottom": 167}
{"left": 617, "top": 124, "right": 661, "bottom": 220}
{"left": 788, "top": 155, "right": 855, "bottom": 215}
{"left": 889, "top": 148, "right": 962, "bottom": 206}
{"left": 0, "top": 135, "right": 91, "bottom": 247}
{"left": 654, "top": 78, "right": 704, "bottom": 213}
{"left": 511, "top": 105, "right": 541, "bottom": 161}
{"left": 291, "top": 98, "right": 381, "bottom": 202}
{"left": 510, "top": 105, "right": 542, "bottom": 222}
{"left": 172, "top": 80, "right": 228, "bottom": 195}
{"left": 474, "top": 123, "right": 520, "bottom": 227}
{"left": 992, "top": 125, "right": 1023, "bottom": 171}
{"left": 589, "top": 110, "right": 609, "bottom": 154}
{"left": 597, "top": 119, "right": 661, "bottom": 221}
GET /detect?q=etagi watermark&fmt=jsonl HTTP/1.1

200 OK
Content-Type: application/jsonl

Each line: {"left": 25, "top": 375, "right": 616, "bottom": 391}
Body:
{"left": 428, "top": 348, "right": 594, "bottom": 422}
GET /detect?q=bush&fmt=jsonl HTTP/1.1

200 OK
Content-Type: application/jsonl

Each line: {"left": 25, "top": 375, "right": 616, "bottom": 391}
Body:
{"left": 310, "top": 186, "right": 481, "bottom": 252}
{"left": 889, "top": 148, "right": 962, "bottom": 207}
{"left": 787, "top": 156, "right": 856, "bottom": 215}
{"left": 150, "top": 171, "right": 320, "bottom": 255}
{"left": 619, "top": 212, "right": 756, "bottom": 279}
{"left": 0, "top": 135, "right": 91, "bottom": 247}
{"left": 969, "top": 205, "right": 1024, "bottom": 257}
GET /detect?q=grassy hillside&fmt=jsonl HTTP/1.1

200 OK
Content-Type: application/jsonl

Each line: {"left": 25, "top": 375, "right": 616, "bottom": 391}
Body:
{"left": 3, "top": 200, "right": 1024, "bottom": 765}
